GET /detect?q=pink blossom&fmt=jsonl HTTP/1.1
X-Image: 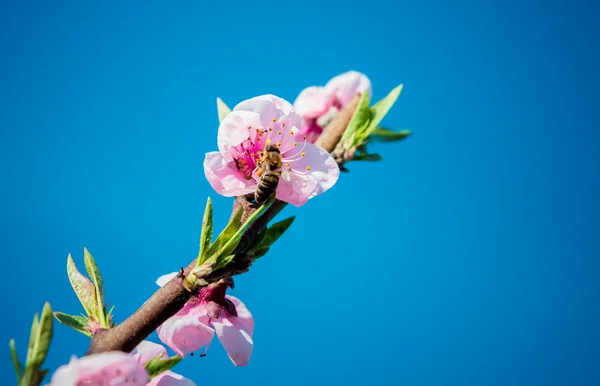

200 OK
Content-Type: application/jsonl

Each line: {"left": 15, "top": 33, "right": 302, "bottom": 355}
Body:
{"left": 48, "top": 341, "right": 195, "bottom": 386}
{"left": 48, "top": 352, "right": 148, "bottom": 386}
{"left": 294, "top": 71, "right": 372, "bottom": 143}
{"left": 156, "top": 273, "right": 255, "bottom": 366}
{"left": 132, "top": 341, "right": 195, "bottom": 386}
{"left": 203, "top": 94, "right": 339, "bottom": 207}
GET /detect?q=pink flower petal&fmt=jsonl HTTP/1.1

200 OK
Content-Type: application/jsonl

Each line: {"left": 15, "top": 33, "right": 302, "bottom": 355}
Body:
{"left": 213, "top": 315, "right": 253, "bottom": 366}
{"left": 236, "top": 94, "right": 295, "bottom": 116}
{"left": 276, "top": 142, "right": 339, "bottom": 206}
{"left": 293, "top": 86, "right": 333, "bottom": 119}
{"left": 325, "top": 71, "right": 372, "bottom": 106}
{"left": 156, "top": 272, "right": 178, "bottom": 287}
{"left": 225, "top": 295, "right": 254, "bottom": 336}
{"left": 203, "top": 151, "right": 256, "bottom": 197}
{"left": 148, "top": 370, "right": 196, "bottom": 386}
{"left": 218, "top": 110, "right": 262, "bottom": 159}
{"left": 132, "top": 340, "right": 168, "bottom": 366}
{"left": 275, "top": 169, "right": 319, "bottom": 207}
{"left": 157, "top": 302, "right": 215, "bottom": 358}
{"left": 49, "top": 352, "right": 148, "bottom": 386}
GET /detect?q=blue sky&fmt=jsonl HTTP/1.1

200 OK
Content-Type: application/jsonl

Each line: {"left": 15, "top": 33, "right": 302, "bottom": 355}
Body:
{"left": 1, "top": 1, "right": 599, "bottom": 385}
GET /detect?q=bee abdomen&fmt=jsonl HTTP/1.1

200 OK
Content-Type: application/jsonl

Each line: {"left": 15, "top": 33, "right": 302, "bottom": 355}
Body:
{"left": 255, "top": 171, "right": 280, "bottom": 203}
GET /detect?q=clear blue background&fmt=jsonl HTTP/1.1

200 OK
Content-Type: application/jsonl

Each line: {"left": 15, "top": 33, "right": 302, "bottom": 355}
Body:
{"left": 1, "top": 1, "right": 598, "bottom": 385}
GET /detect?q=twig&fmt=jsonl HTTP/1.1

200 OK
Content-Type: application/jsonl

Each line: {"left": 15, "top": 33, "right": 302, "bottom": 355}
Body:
{"left": 85, "top": 94, "right": 361, "bottom": 355}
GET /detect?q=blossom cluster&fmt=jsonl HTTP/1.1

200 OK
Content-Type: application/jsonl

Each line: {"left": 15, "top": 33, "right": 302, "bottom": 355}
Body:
{"left": 42, "top": 70, "right": 380, "bottom": 385}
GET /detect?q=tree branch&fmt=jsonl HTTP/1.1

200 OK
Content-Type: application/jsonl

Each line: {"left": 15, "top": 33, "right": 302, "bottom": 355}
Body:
{"left": 85, "top": 94, "right": 360, "bottom": 355}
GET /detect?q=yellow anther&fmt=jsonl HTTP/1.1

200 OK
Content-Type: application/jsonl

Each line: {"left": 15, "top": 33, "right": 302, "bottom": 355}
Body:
{"left": 282, "top": 123, "right": 286, "bottom": 128}
{"left": 276, "top": 142, "right": 281, "bottom": 146}
{"left": 272, "top": 118, "right": 277, "bottom": 122}
{"left": 301, "top": 152, "right": 306, "bottom": 157}
{"left": 303, "top": 135, "right": 307, "bottom": 140}
{"left": 289, "top": 129, "right": 294, "bottom": 135}
{"left": 277, "top": 130, "right": 282, "bottom": 135}
{"left": 306, "top": 166, "right": 311, "bottom": 170}
{"left": 266, "top": 139, "right": 272, "bottom": 144}
{"left": 293, "top": 142, "right": 297, "bottom": 147}
{"left": 285, "top": 163, "right": 290, "bottom": 167}
{"left": 269, "top": 127, "right": 273, "bottom": 131}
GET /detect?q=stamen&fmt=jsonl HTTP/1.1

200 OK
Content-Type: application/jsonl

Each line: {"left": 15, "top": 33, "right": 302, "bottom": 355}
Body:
{"left": 266, "top": 139, "right": 272, "bottom": 145}
{"left": 306, "top": 165, "right": 311, "bottom": 170}
{"left": 293, "top": 142, "right": 297, "bottom": 147}
{"left": 277, "top": 130, "right": 282, "bottom": 135}
{"left": 272, "top": 118, "right": 276, "bottom": 122}
{"left": 276, "top": 142, "right": 281, "bottom": 147}
{"left": 282, "top": 123, "right": 286, "bottom": 128}
{"left": 289, "top": 129, "right": 294, "bottom": 135}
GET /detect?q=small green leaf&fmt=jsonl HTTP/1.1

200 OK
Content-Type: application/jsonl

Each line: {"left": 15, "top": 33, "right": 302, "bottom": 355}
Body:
{"left": 205, "top": 196, "right": 276, "bottom": 266}
{"left": 260, "top": 216, "right": 295, "bottom": 249}
{"left": 217, "top": 97, "right": 232, "bottom": 123}
{"left": 67, "top": 254, "right": 97, "bottom": 316}
{"left": 360, "top": 85, "right": 403, "bottom": 141}
{"left": 251, "top": 247, "right": 270, "bottom": 260}
{"left": 83, "top": 248, "right": 106, "bottom": 324}
{"left": 26, "top": 313, "right": 39, "bottom": 365}
{"left": 21, "top": 303, "right": 53, "bottom": 386}
{"left": 352, "top": 153, "right": 383, "bottom": 161}
{"left": 369, "top": 127, "right": 411, "bottom": 142}
{"left": 204, "top": 206, "right": 243, "bottom": 263}
{"left": 214, "top": 254, "right": 236, "bottom": 270}
{"left": 31, "top": 303, "right": 53, "bottom": 369}
{"left": 145, "top": 355, "right": 182, "bottom": 378}
{"left": 246, "top": 229, "right": 267, "bottom": 253}
{"left": 9, "top": 339, "right": 22, "bottom": 383}
{"left": 341, "top": 92, "right": 371, "bottom": 143}
{"left": 53, "top": 312, "right": 92, "bottom": 337}
{"left": 198, "top": 197, "right": 214, "bottom": 263}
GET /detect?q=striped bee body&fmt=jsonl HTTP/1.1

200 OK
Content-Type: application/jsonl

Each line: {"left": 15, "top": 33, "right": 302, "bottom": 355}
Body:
{"left": 255, "top": 145, "right": 283, "bottom": 204}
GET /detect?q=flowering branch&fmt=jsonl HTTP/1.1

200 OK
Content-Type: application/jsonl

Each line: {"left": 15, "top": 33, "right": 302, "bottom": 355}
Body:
{"left": 85, "top": 94, "right": 361, "bottom": 356}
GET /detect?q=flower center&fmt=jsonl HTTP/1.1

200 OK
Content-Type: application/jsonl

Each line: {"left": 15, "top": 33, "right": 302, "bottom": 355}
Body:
{"left": 232, "top": 119, "right": 313, "bottom": 178}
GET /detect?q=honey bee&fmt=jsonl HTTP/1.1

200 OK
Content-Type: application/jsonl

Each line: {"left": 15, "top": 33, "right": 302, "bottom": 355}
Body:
{"left": 255, "top": 144, "right": 283, "bottom": 204}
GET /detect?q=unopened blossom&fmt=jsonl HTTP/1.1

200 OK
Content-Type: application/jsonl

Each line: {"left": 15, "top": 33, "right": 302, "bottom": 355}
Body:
{"left": 48, "top": 341, "right": 194, "bottom": 386}
{"left": 294, "top": 71, "right": 372, "bottom": 143}
{"left": 156, "top": 273, "right": 255, "bottom": 366}
{"left": 204, "top": 94, "right": 339, "bottom": 207}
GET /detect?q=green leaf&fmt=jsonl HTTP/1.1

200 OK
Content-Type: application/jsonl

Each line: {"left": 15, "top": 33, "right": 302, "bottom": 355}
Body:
{"left": 21, "top": 303, "right": 53, "bottom": 386}
{"left": 217, "top": 97, "right": 232, "bottom": 123}
{"left": 198, "top": 197, "right": 214, "bottom": 263}
{"left": 83, "top": 248, "right": 106, "bottom": 324}
{"left": 352, "top": 153, "right": 383, "bottom": 161}
{"left": 206, "top": 196, "right": 276, "bottom": 266}
{"left": 369, "top": 127, "right": 411, "bottom": 142}
{"left": 31, "top": 303, "right": 53, "bottom": 369}
{"left": 26, "top": 313, "right": 39, "bottom": 365}
{"left": 9, "top": 339, "right": 22, "bottom": 383}
{"left": 145, "top": 355, "right": 182, "bottom": 378}
{"left": 359, "top": 85, "right": 403, "bottom": 142}
{"left": 67, "top": 253, "right": 97, "bottom": 316}
{"left": 214, "top": 254, "right": 236, "bottom": 270}
{"left": 251, "top": 247, "right": 270, "bottom": 260}
{"left": 341, "top": 92, "right": 371, "bottom": 143}
{"left": 53, "top": 312, "right": 91, "bottom": 337}
{"left": 246, "top": 229, "right": 267, "bottom": 253}
{"left": 260, "top": 216, "right": 295, "bottom": 249}
{"left": 204, "top": 206, "right": 243, "bottom": 265}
